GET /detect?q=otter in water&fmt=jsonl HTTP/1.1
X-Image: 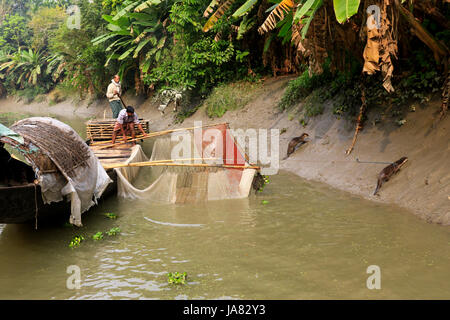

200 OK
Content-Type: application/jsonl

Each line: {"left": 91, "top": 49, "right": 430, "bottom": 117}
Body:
{"left": 284, "top": 133, "right": 309, "bottom": 159}
{"left": 373, "top": 157, "right": 408, "bottom": 195}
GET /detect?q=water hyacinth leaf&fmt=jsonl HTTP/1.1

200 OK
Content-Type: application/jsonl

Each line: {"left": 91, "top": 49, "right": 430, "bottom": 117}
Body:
{"left": 333, "top": 0, "right": 361, "bottom": 23}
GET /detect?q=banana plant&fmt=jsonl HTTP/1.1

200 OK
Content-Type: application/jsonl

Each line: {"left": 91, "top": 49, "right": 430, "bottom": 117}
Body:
{"left": 0, "top": 48, "right": 45, "bottom": 86}
{"left": 204, "top": 0, "right": 362, "bottom": 41}
{"left": 332, "top": 0, "right": 361, "bottom": 23}
{"left": 92, "top": 0, "right": 170, "bottom": 78}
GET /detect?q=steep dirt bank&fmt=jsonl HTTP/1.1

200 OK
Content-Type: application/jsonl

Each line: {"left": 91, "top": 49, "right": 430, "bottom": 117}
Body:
{"left": 1, "top": 77, "right": 449, "bottom": 225}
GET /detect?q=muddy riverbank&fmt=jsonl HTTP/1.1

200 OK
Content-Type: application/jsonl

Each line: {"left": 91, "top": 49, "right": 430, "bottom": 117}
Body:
{"left": 1, "top": 76, "right": 449, "bottom": 225}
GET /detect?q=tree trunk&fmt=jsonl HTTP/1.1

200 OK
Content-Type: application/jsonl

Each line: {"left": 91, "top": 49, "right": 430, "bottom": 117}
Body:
{"left": 395, "top": 0, "right": 449, "bottom": 66}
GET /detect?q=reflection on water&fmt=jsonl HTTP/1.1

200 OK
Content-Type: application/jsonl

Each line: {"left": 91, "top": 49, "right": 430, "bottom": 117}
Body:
{"left": 0, "top": 112, "right": 449, "bottom": 299}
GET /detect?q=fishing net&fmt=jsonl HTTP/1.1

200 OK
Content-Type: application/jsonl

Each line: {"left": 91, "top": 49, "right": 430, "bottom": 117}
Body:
{"left": 115, "top": 123, "right": 257, "bottom": 203}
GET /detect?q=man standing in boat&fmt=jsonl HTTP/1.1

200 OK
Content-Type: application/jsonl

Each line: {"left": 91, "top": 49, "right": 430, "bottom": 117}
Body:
{"left": 111, "top": 106, "right": 147, "bottom": 145}
{"left": 106, "top": 74, "right": 123, "bottom": 118}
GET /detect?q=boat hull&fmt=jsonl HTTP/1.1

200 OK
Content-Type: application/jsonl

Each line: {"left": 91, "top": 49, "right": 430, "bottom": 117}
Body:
{"left": 0, "top": 169, "right": 117, "bottom": 224}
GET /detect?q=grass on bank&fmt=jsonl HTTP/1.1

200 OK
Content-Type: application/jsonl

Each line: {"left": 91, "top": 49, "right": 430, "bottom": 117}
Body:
{"left": 203, "top": 81, "right": 262, "bottom": 118}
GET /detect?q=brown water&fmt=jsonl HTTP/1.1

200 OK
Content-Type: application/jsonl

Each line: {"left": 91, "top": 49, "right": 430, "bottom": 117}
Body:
{"left": 0, "top": 112, "right": 449, "bottom": 299}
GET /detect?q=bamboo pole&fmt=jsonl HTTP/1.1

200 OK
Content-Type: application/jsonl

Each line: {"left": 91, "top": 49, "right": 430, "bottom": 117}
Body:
{"left": 102, "top": 157, "right": 218, "bottom": 169}
{"left": 103, "top": 161, "right": 260, "bottom": 170}
{"left": 96, "top": 122, "right": 229, "bottom": 149}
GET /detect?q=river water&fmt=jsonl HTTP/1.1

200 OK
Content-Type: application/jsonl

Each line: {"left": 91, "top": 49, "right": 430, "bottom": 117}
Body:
{"left": 0, "top": 112, "right": 449, "bottom": 299}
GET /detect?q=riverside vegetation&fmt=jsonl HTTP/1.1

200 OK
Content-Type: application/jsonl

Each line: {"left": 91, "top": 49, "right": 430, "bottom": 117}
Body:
{"left": 0, "top": 1, "right": 448, "bottom": 130}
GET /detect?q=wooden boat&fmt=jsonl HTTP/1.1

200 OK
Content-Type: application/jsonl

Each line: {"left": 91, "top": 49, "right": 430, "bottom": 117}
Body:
{"left": 0, "top": 118, "right": 136, "bottom": 225}
{"left": 0, "top": 146, "right": 137, "bottom": 224}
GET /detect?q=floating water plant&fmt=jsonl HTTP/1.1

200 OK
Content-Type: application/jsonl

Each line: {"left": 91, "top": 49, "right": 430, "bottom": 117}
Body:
{"left": 262, "top": 200, "right": 269, "bottom": 205}
{"left": 168, "top": 272, "right": 187, "bottom": 285}
{"left": 257, "top": 175, "right": 270, "bottom": 193}
{"left": 69, "top": 235, "right": 84, "bottom": 249}
{"left": 92, "top": 231, "right": 104, "bottom": 241}
{"left": 104, "top": 213, "right": 117, "bottom": 219}
{"left": 106, "top": 227, "right": 121, "bottom": 236}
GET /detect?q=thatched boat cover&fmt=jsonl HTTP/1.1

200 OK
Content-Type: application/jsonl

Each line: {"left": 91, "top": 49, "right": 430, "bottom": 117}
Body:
{"left": 0, "top": 117, "right": 112, "bottom": 226}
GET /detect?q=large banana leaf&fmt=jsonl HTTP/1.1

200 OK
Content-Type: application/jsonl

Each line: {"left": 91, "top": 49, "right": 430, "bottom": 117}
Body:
{"left": 118, "top": 47, "right": 136, "bottom": 61}
{"left": 258, "top": 0, "right": 294, "bottom": 34}
{"left": 294, "top": 0, "right": 318, "bottom": 23}
{"left": 135, "top": 0, "right": 162, "bottom": 12}
{"left": 300, "top": 0, "right": 323, "bottom": 39}
{"left": 113, "top": 2, "right": 139, "bottom": 20}
{"left": 203, "top": 0, "right": 236, "bottom": 32}
{"left": 333, "top": 0, "right": 360, "bottom": 23}
{"left": 232, "top": 0, "right": 259, "bottom": 18}
{"left": 133, "top": 37, "right": 152, "bottom": 58}
{"left": 204, "top": 0, "right": 221, "bottom": 18}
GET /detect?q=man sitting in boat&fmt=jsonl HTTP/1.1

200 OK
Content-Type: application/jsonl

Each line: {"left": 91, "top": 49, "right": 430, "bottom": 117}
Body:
{"left": 111, "top": 106, "right": 147, "bottom": 145}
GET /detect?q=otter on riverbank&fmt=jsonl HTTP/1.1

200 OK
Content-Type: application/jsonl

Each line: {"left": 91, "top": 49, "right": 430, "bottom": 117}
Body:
{"left": 284, "top": 133, "right": 309, "bottom": 159}
{"left": 373, "top": 157, "right": 408, "bottom": 195}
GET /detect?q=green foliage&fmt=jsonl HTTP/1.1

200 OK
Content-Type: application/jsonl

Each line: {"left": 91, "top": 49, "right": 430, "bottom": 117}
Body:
{"left": 303, "top": 90, "right": 325, "bottom": 117}
{"left": 257, "top": 175, "right": 269, "bottom": 193}
{"left": 167, "top": 272, "right": 187, "bottom": 285}
{"left": 50, "top": 0, "right": 112, "bottom": 96}
{"left": 69, "top": 235, "right": 85, "bottom": 249}
{"left": 12, "top": 86, "right": 46, "bottom": 103}
{"left": 28, "top": 6, "right": 65, "bottom": 50}
{"left": 92, "top": 231, "right": 104, "bottom": 241}
{"left": 332, "top": 0, "right": 360, "bottom": 23}
{"left": 104, "top": 212, "right": 118, "bottom": 219}
{"left": 143, "top": 0, "right": 254, "bottom": 95}
{"left": 278, "top": 69, "right": 329, "bottom": 111}
{"left": 0, "top": 48, "right": 46, "bottom": 87}
{"left": 92, "top": 0, "right": 171, "bottom": 81}
{"left": 394, "top": 70, "right": 442, "bottom": 105}
{"left": 106, "top": 227, "right": 121, "bottom": 236}
{"left": 0, "top": 14, "right": 31, "bottom": 52}
{"left": 203, "top": 81, "right": 260, "bottom": 118}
